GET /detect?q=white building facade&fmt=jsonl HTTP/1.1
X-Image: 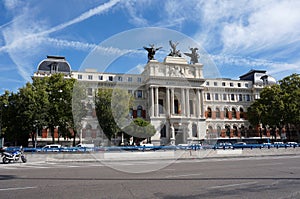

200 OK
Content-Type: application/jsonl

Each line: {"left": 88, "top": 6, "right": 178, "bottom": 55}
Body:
{"left": 34, "top": 55, "right": 276, "bottom": 146}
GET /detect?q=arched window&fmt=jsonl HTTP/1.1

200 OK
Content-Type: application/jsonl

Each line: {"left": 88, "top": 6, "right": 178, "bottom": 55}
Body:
{"left": 160, "top": 125, "right": 166, "bottom": 138}
{"left": 224, "top": 108, "right": 229, "bottom": 118}
{"left": 216, "top": 108, "right": 220, "bottom": 118}
{"left": 137, "top": 105, "right": 143, "bottom": 118}
{"left": 232, "top": 108, "right": 236, "bottom": 118}
{"left": 192, "top": 124, "right": 197, "bottom": 137}
{"left": 217, "top": 126, "right": 221, "bottom": 137}
{"left": 225, "top": 124, "right": 230, "bottom": 137}
{"left": 233, "top": 125, "right": 238, "bottom": 136}
{"left": 240, "top": 108, "right": 244, "bottom": 118}
{"left": 129, "top": 108, "right": 133, "bottom": 117}
{"left": 84, "top": 124, "right": 92, "bottom": 138}
{"left": 207, "top": 126, "right": 213, "bottom": 138}
{"left": 207, "top": 107, "right": 212, "bottom": 118}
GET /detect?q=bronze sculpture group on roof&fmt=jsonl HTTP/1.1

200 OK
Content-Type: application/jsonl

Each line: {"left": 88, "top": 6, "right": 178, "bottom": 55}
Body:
{"left": 143, "top": 40, "right": 199, "bottom": 64}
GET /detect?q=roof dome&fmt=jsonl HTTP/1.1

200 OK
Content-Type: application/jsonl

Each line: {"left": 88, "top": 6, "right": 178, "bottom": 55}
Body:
{"left": 37, "top": 56, "right": 71, "bottom": 74}
{"left": 260, "top": 75, "right": 276, "bottom": 85}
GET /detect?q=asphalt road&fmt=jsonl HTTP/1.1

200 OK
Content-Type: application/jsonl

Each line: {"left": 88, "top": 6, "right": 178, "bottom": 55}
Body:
{"left": 0, "top": 155, "right": 299, "bottom": 199}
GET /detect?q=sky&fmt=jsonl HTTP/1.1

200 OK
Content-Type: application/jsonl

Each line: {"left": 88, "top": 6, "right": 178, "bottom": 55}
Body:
{"left": 1, "top": 0, "right": 300, "bottom": 94}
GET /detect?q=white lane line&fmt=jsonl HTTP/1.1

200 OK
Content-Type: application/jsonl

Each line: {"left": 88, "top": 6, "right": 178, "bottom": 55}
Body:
{"left": 165, "top": 173, "right": 202, "bottom": 178}
{"left": 209, "top": 181, "right": 257, "bottom": 189}
{"left": 255, "top": 163, "right": 283, "bottom": 167}
{"left": 0, "top": 186, "right": 37, "bottom": 191}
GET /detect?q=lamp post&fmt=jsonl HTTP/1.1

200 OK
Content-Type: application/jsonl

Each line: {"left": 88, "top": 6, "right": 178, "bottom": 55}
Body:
{"left": 0, "top": 103, "right": 7, "bottom": 148}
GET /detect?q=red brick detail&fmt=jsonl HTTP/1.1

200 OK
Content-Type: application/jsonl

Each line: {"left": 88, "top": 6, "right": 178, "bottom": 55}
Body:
{"left": 42, "top": 129, "right": 48, "bottom": 138}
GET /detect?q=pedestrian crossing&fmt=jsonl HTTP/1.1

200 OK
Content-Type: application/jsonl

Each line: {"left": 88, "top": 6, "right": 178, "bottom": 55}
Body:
{"left": 0, "top": 161, "right": 105, "bottom": 170}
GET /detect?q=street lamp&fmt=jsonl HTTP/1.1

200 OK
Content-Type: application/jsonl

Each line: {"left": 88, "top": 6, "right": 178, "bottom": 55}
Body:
{"left": 0, "top": 103, "right": 7, "bottom": 148}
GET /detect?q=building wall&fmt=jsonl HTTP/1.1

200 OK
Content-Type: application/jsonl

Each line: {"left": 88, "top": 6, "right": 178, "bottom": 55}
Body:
{"left": 33, "top": 56, "right": 275, "bottom": 146}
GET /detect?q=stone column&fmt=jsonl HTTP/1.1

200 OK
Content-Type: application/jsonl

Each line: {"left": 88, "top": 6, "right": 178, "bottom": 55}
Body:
{"left": 155, "top": 87, "right": 159, "bottom": 117}
{"left": 166, "top": 88, "right": 170, "bottom": 116}
{"left": 200, "top": 90, "right": 204, "bottom": 117}
{"left": 181, "top": 88, "right": 185, "bottom": 116}
{"left": 150, "top": 87, "right": 154, "bottom": 117}
{"left": 171, "top": 88, "right": 175, "bottom": 115}
{"left": 196, "top": 89, "right": 201, "bottom": 118}
{"left": 186, "top": 88, "right": 190, "bottom": 116}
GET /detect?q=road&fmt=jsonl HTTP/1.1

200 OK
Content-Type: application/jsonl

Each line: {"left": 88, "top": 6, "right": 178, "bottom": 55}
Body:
{"left": 0, "top": 155, "right": 299, "bottom": 199}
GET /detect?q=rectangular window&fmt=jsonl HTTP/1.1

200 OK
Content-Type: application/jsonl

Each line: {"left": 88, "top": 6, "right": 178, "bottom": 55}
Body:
{"left": 230, "top": 82, "right": 234, "bottom": 87}
{"left": 137, "top": 77, "right": 142, "bottom": 83}
{"left": 222, "top": 82, "right": 226, "bottom": 86}
{"left": 245, "top": 83, "right": 249, "bottom": 88}
{"left": 98, "top": 75, "right": 103, "bottom": 80}
{"left": 207, "top": 93, "right": 211, "bottom": 100}
{"left": 88, "top": 75, "right": 93, "bottom": 80}
{"left": 238, "top": 83, "right": 241, "bottom": 87}
{"left": 87, "top": 88, "right": 93, "bottom": 96}
{"left": 159, "top": 99, "right": 164, "bottom": 114}
{"left": 137, "top": 90, "right": 143, "bottom": 98}
{"left": 215, "top": 93, "right": 219, "bottom": 101}
{"left": 189, "top": 100, "right": 194, "bottom": 114}
{"left": 214, "top": 82, "right": 218, "bottom": 86}
{"left": 246, "top": 94, "right": 251, "bottom": 101}
{"left": 108, "top": 76, "right": 113, "bottom": 81}
{"left": 78, "top": 74, "right": 82, "bottom": 79}
{"left": 223, "top": 94, "right": 227, "bottom": 100}
{"left": 128, "top": 77, "right": 132, "bottom": 82}
{"left": 206, "top": 81, "right": 210, "bottom": 86}
{"left": 239, "top": 94, "right": 243, "bottom": 101}
{"left": 231, "top": 94, "right": 235, "bottom": 101}
{"left": 117, "top": 76, "right": 122, "bottom": 81}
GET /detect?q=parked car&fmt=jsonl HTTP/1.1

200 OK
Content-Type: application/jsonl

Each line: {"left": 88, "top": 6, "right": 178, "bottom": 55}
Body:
{"left": 215, "top": 142, "right": 233, "bottom": 149}
{"left": 233, "top": 142, "right": 247, "bottom": 148}
{"left": 76, "top": 143, "right": 95, "bottom": 148}
{"left": 37, "top": 144, "right": 62, "bottom": 152}
{"left": 138, "top": 143, "right": 154, "bottom": 151}
{"left": 286, "top": 142, "right": 298, "bottom": 147}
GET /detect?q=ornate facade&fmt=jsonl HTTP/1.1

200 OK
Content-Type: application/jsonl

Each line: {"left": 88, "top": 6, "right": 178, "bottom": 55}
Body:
{"left": 34, "top": 55, "right": 276, "bottom": 146}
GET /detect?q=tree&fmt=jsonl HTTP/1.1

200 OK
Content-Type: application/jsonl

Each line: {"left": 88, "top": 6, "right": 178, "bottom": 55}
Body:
{"left": 71, "top": 81, "right": 88, "bottom": 146}
{"left": 123, "top": 118, "right": 156, "bottom": 144}
{"left": 279, "top": 74, "right": 300, "bottom": 140}
{"left": 43, "top": 73, "right": 76, "bottom": 143}
{"left": 247, "top": 73, "right": 300, "bottom": 141}
{"left": 95, "top": 88, "right": 133, "bottom": 144}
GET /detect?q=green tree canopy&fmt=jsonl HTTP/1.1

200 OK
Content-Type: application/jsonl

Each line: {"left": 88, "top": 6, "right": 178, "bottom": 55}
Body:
{"left": 95, "top": 88, "right": 133, "bottom": 142}
{"left": 123, "top": 118, "right": 156, "bottom": 142}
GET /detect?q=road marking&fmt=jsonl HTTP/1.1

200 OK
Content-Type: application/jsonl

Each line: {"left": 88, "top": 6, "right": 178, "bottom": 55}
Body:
{"left": 165, "top": 173, "right": 202, "bottom": 178}
{"left": 255, "top": 163, "right": 283, "bottom": 167}
{"left": 0, "top": 186, "right": 37, "bottom": 191}
{"left": 209, "top": 181, "right": 257, "bottom": 189}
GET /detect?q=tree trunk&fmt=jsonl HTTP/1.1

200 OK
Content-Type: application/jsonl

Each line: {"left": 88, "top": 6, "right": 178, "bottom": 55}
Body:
{"left": 73, "top": 130, "right": 77, "bottom": 147}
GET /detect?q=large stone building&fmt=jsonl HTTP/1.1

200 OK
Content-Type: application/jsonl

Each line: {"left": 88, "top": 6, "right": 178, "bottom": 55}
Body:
{"left": 34, "top": 53, "right": 276, "bottom": 146}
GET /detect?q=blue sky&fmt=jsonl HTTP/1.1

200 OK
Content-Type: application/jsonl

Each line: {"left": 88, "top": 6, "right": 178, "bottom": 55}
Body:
{"left": 1, "top": 0, "right": 300, "bottom": 93}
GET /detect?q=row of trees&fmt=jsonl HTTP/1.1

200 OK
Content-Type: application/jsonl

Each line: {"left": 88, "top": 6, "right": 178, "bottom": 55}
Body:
{"left": 0, "top": 74, "right": 86, "bottom": 147}
{"left": 247, "top": 74, "right": 300, "bottom": 141}
{"left": 0, "top": 74, "right": 156, "bottom": 147}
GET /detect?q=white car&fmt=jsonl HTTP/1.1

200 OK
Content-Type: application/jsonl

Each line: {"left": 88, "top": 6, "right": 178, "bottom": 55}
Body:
{"left": 37, "top": 144, "right": 62, "bottom": 152}
{"left": 138, "top": 143, "right": 154, "bottom": 150}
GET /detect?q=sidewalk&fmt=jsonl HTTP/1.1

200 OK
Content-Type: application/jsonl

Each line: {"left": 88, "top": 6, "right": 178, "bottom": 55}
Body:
{"left": 25, "top": 147, "right": 300, "bottom": 163}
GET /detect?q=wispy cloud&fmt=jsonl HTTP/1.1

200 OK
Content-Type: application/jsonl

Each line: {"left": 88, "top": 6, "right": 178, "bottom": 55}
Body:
{"left": 0, "top": 0, "right": 122, "bottom": 82}
{"left": 212, "top": 54, "right": 300, "bottom": 77}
